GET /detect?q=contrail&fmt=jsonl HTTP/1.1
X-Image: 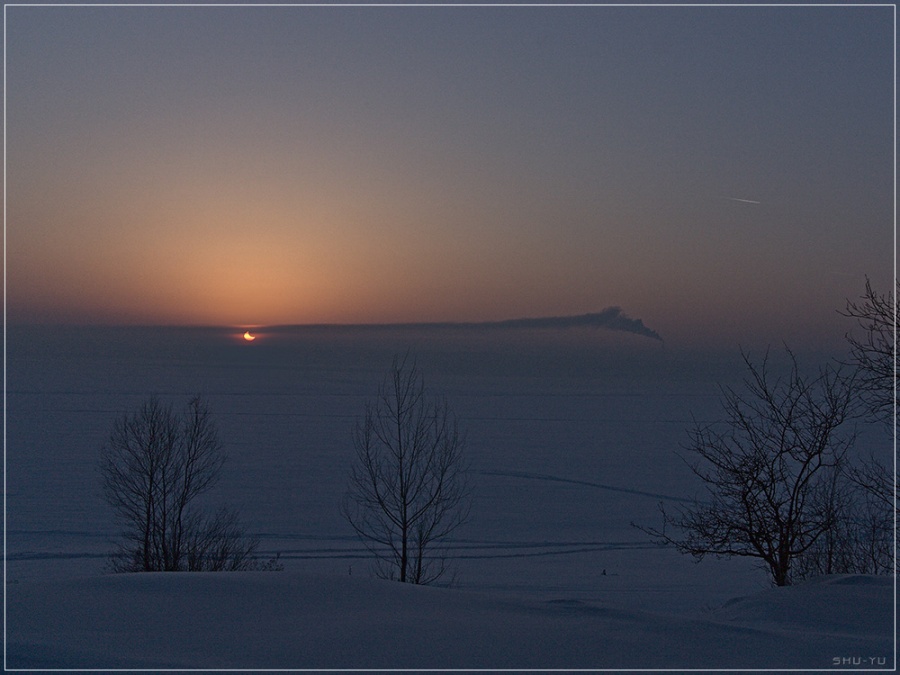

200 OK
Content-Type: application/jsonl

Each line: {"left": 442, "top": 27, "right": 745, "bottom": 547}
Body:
{"left": 722, "top": 196, "right": 761, "bottom": 205}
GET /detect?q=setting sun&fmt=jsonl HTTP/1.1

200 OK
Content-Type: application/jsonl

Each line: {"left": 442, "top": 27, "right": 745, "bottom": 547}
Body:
{"left": 243, "top": 331, "right": 256, "bottom": 342}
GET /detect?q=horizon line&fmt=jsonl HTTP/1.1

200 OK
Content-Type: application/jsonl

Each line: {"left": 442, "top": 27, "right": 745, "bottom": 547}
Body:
{"left": 10, "top": 308, "right": 664, "bottom": 342}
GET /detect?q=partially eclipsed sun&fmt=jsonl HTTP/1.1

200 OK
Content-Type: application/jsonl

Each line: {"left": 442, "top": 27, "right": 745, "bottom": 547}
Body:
{"left": 243, "top": 331, "right": 256, "bottom": 342}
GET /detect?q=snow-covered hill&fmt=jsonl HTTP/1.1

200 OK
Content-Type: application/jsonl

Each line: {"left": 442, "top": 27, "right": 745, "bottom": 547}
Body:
{"left": 6, "top": 571, "right": 893, "bottom": 670}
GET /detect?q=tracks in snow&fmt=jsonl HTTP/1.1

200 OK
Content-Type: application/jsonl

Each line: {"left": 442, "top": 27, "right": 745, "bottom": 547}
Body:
{"left": 478, "top": 469, "right": 693, "bottom": 504}
{"left": 10, "top": 470, "right": 681, "bottom": 566}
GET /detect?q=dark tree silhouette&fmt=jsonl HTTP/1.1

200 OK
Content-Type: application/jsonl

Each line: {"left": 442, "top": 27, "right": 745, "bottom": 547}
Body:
{"left": 837, "top": 277, "right": 897, "bottom": 574}
{"left": 841, "top": 276, "right": 896, "bottom": 426}
{"left": 641, "top": 350, "right": 858, "bottom": 586}
{"left": 100, "top": 396, "right": 260, "bottom": 572}
{"left": 342, "top": 354, "right": 470, "bottom": 585}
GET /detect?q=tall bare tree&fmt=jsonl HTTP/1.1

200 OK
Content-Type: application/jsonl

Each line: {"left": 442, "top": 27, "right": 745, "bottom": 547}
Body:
{"left": 839, "top": 277, "right": 896, "bottom": 573}
{"left": 342, "top": 354, "right": 470, "bottom": 585}
{"left": 641, "top": 350, "right": 857, "bottom": 586}
{"left": 100, "top": 396, "right": 260, "bottom": 572}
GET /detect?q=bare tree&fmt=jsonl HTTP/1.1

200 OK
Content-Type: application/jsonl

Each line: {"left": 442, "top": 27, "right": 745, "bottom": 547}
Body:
{"left": 342, "top": 354, "right": 470, "bottom": 585}
{"left": 839, "top": 277, "right": 896, "bottom": 573}
{"left": 641, "top": 350, "right": 857, "bottom": 586}
{"left": 100, "top": 396, "right": 261, "bottom": 572}
{"left": 841, "top": 276, "right": 896, "bottom": 426}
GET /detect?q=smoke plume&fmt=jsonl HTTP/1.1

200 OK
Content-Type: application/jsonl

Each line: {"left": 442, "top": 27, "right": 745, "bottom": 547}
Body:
{"left": 269, "top": 307, "right": 663, "bottom": 342}
{"left": 474, "top": 307, "right": 663, "bottom": 342}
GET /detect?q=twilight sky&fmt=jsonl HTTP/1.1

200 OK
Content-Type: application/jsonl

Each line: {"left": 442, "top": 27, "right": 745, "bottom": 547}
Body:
{"left": 5, "top": 4, "right": 894, "bottom": 348}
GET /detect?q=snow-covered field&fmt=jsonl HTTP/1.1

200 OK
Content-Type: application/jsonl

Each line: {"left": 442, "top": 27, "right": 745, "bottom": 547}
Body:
{"left": 7, "top": 571, "right": 893, "bottom": 670}
{"left": 5, "top": 325, "right": 895, "bottom": 670}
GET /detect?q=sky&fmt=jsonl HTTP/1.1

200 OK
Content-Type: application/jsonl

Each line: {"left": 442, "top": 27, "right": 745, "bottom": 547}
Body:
{"left": 5, "top": 3, "right": 895, "bottom": 349}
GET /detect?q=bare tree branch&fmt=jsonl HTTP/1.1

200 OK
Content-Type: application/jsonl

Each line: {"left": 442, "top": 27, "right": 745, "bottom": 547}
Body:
{"left": 840, "top": 276, "right": 897, "bottom": 427}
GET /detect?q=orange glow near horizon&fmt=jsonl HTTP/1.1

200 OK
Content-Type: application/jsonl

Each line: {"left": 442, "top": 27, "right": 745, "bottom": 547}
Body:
{"left": 5, "top": 6, "right": 890, "bottom": 353}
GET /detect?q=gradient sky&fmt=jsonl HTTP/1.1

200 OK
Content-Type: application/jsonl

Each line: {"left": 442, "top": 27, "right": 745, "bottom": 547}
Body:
{"left": 5, "top": 4, "right": 894, "bottom": 348}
